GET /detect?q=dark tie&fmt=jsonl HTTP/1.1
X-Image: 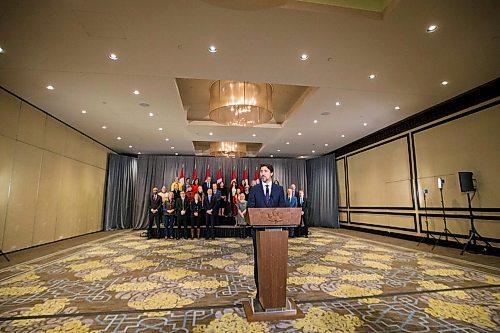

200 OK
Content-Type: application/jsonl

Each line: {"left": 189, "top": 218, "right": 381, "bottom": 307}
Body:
{"left": 154, "top": 195, "right": 157, "bottom": 201}
{"left": 265, "top": 185, "right": 270, "bottom": 205}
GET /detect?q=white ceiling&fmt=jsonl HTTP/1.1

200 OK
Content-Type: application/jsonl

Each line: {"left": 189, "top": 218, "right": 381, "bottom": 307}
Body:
{"left": 0, "top": 0, "right": 499, "bottom": 158}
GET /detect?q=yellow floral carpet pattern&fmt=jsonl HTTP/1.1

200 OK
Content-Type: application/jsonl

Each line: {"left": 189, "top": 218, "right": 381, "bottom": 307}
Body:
{"left": 0, "top": 229, "right": 498, "bottom": 332}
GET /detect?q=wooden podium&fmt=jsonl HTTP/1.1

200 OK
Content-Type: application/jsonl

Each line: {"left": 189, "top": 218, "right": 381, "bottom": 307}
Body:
{"left": 242, "top": 207, "right": 305, "bottom": 322}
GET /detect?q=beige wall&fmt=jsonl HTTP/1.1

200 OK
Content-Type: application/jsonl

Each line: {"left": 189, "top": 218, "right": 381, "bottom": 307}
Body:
{"left": 338, "top": 100, "right": 500, "bottom": 244}
{"left": 0, "top": 89, "right": 109, "bottom": 252}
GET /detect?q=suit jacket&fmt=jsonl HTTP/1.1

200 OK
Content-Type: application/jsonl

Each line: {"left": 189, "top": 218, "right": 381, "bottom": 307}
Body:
{"left": 298, "top": 197, "right": 309, "bottom": 220}
{"left": 286, "top": 196, "right": 298, "bottom": 208}
{"left": 149, "top": 194, "right": 163, "bottom": 213}
{"left": 202, "top": 182, "right": 212, "bottom": 194}
{"left": 190, "top": 200, "right": 203, "bottom": 217}
{"left": 247, "top": 183, "right": 287, "bottom": 208}
{"left": 203, "top": 194, "right": 218, "bottom": 212}
{"left": 175, "top": 197, "right": 190, "bottom": 217}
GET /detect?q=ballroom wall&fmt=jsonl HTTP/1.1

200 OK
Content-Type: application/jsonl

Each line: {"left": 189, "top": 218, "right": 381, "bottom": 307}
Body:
{"left": 0, "top": 88, "right": 110, "bottom": 252}
{"left": 337, "top": 95, "right": 500, "bottom": 246}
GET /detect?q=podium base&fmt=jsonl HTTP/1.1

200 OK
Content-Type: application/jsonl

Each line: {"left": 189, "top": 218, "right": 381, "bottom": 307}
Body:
{"left": 242, "top": 297, "right": 305, "bottom": 322}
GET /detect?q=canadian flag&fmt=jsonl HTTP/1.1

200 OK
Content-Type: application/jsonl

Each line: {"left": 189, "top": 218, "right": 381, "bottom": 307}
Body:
{"left": 192, "top": 164, "right": 197, "bottom": 181}
{"left": 216, "top": 167, "right": 223, "bottom": 184}
{"left": 206, "top": 165, "right": 210, "bottom": 180}
{"left": 179, "top": 165, "right": 185, "bottom": 185}
{"left": 231, "top": 166, "right": 236, "bottom": 183}
{"left": 243, "top": 167, "right": 248, "bottom": 184}
{"left": 254, "top": 166, "right": 259, "bottom": 180}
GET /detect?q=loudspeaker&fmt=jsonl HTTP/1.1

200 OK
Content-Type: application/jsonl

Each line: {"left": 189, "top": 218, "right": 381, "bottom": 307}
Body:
{"left": 458, "top": 171, "right": 474, "bottom": 192}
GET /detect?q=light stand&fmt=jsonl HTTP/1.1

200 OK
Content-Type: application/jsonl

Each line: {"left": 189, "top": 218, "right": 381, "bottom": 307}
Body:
{"left": 461, "top": 191, "right": 494, "bottom": 255}
{"left": 433, "top": 178, "right": 461, "bottom": 250}
{"left": 418, "top": 189, "right": 435, "bottom": 246}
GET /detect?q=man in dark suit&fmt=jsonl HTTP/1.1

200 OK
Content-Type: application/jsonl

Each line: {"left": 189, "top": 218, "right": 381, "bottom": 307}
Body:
{"left": 203, "top": 188, "right": 218, "bottom": 239}
{"left": 202, "top": 176, "right": 212, "bottom": 195}
{"left": 175, "top": 191, "right": 190, "bottom": 239}
{"left": 297, "top": 190, "right": 310, "bottom": 237}
{"left": 148, "top": 187, "right": 163, "bottom": 239}
{"left": 247, "top": 163, "right": 287, "bottom": 300}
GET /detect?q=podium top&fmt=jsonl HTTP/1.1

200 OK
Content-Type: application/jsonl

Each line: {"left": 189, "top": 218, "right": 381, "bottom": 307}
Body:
{"left": 247, "top": 208, "right": 302, "bottom": 227}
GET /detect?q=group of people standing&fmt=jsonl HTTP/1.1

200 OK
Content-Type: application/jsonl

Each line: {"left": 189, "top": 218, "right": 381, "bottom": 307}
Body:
{"left": 146, "top": 174, "right": 310, "bottom": 240}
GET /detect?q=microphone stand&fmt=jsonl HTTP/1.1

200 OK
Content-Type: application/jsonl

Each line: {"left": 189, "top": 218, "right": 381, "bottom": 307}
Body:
{"left": 433, "top": 187, "right": 461, "bottom": 250}
{"left": 461, "top": 191, "right": 493, "bottom": 255}
{"left": 418, "top": 190, "right": 435, "bottom": 246}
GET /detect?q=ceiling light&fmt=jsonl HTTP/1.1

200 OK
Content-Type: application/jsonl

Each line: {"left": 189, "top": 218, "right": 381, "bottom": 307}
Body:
{"left": 170, "top": 146, "right": 175, "bottom": 149}
{"left": 341, "top": 134, "right": 345, "bottom": 138}
{"left": 158, "top": 127, "right": 163, "bottom": 131}
{"left": 426, "top": 25, "right": 438, "bottom": 33}
{"left": 128, "top": 145, "right": 133, "bottom": 148}
{"left": 286, "top": 142, "right": 290, "bottom": 145}
{"left": 209, "top": 80, "right": 273, "bottom": 127}
{"left": 117, "top": 137, "right": 122, "bottom": 140}
{"left": 324, "top": 143, "right": 328, "bottom": 147}
{"left": 81, "top": 110, "right": 87, "bottom": 114}
{"left": 298, "top": 132, "right": 302, "bottom": 136}
{"left": 209, "top": 132, "right": 213, "bottom": 136}
{"left": 208, "top": 45, "right": 217, "bottom": 53}
{"left": 336, "top": 101, "right": 341, "bottom": 106}
{"left": 165, "top": 138, "right": 169, "bottom": 141}
{"left": 175, "top": 152, "right": 178, "bottom": 156}
{"left": 133, "top": 90, "right": 140, "bottom": 95}
{"left": 363, "top": 123, "right": 367, "bottom": 126}
{"left": 252, "top": 133, "right": 256, "bottom": 137}
{"left": 109, "top": 53, "right": 118, "bottom": 60}
{"left": 299, "top": 156, "right": 304, "bottom": 158}
{"left": 368, "top": 74, "right": 376, "bottom": 80}
{"left": 0, "top": 47, "right": 4, "bottom": 53}
{"left": 270, "top": 154, "right": 274, "bottom": 158}
{"left": 312, "top": 150, "right": 315, "bottom": 153}
{"left": 300, "top": 54, "right": 309, "bottom": 61}
{"left": 101, "top": 125, "right": 107, "bottom": 129}
{"left": 46, "top": 85, "right": 54, "bottom": 90}
{"left": 313, "top": 120, "right": 318, "bottom": 124}
{"left": 138, "top": 152, "right": 141, "bottom": 154}
{"left": 277, "top": 149, "right": 281, "bottom": 152}
{"left": 210, "top": 142, "right": 246, "bottom": 158}
{"left": 441, "top": 80, "right": 449, "bottom": 86}
{"left": 149, "top": 112, "right": 154, "bottom": 117}
{"left": 395, "top": 106, "right": 400, "bottom": 110}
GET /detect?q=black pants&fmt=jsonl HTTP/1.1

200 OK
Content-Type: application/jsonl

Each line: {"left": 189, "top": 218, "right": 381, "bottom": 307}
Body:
{"left": 177, "top": 215, "right": 189, "bottom": 239}
{"left": 205, "top": 213, "right": 216, "bottom": 238}
{"left": 301, "top": 217, "right": 308, "bottom": 237}
{"left": 148, "top": 212, "right": 161, "bottom": 238}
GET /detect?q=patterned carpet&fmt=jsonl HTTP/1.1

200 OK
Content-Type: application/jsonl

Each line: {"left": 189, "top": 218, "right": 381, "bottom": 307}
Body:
{"left": 0, "top": 228, "right": 498, "bottom": 332}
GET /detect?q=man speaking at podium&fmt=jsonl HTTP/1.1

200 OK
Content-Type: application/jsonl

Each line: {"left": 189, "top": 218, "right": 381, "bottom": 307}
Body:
{"left": 247, "top": 163, "right": 287, "bottom": 300}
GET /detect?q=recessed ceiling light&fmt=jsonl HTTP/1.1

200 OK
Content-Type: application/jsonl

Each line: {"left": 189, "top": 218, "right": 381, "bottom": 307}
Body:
{"left": 312, "top": 150, "right": 315, "bottom": 153}
{"left": 368, "top": 74, "right": 376, "bottom": 80}
{"left": 300, "top": 54, "right": 309, "bottom": 61}
{"left": 252, "top": 133, "right": 256, "bottom": 137}
{"left": 158, "top": 127, "right": 163, "bottom": 131}
{"left": 109, "top": 53, "right": 118, "bottom": 60}
{"left": 277, "top": 149, "right": 281, "bottom": 152}
{"left": 149, "top": 112, "right": 154, "bottom": 117}
{"left": 46, "top": 85, "right": 54, "bottom": 90}
{"left": 313, "top": 120, "right": 318, "bottom": 124}
{"left": 0, "top": 47, "right": 4, "bottom": 53}
{"left": 209, "top": 132, "right": 213, "bottom": 136}
{"left": 341, "top": 134, "right": 345, "bottom": 138}
{"left": 170, "top": 146, "right": 175, "bottom": 149}
{"left": 286, "top": 142, "right": 290, "bottom": 145}
{"left": 299, "top": 155, "right": 304, "bottom": 158}
{"left": 441, "top": 80, "right": 449, "bottom": 86}
{"left": 208, "top": 46, "right": 217, "bottom": 53}
{"left": 298, "top": 132, "right": 302, "bottom": 136}
{"left": 128, "top": 145, "right": 133, "bottom": 148}
{"left": 175, "top": 152, "right": 178, "bottom": 156}
{"left": 336, "top": 101, "right": 341, "bottom": 106}
{"left": 270, "top": 154, "right": 274, "bottom": 158}
{"left": 101, "top": 125, "right": 107, "bottom": 129}
{"left": 394, "top": 106, "right": 400, "bottom": 110}
{"left": 324, "top": 143, "right": 328, "bottom": 147}
{"left": 165, "top": 138, "right": 170, "bottom": 141}
{"left": 117, "top": 136, "right": 122, "bottom": 140}
{"left": 426, "top": 24, "right": 438, "bottom": 33}
{"left": 138, "top": 152, "right": 141, "bottom": 154}
{"left": 133, "top": 90, "right": 140, "bottom": 95}
{"left": 81, "top": 110, "right": 87, "bottom": 114}
{"left": 363, "top": 123, "right": 368, "bottom": 126}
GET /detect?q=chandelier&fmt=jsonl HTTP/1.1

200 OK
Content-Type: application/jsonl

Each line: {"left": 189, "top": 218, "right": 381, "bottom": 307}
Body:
{"left": 210, "top": 142, "right": 246, "bottom": 158}
{"left": 209, "top": 80, "right": 273, "bottom": 127}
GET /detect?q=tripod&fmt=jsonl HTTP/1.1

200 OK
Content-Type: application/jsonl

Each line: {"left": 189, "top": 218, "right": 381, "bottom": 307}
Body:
{"left": 0, "top": 250, "right": 9, "bottom": 262}
{"left": 461, "top": 192, "right": 493, "bottom": 255}
{"left": 418, "top": 190, "right": 435, "bottom": 246}
{"left": 433, "top": 187, "right": 461, "bottom": 250}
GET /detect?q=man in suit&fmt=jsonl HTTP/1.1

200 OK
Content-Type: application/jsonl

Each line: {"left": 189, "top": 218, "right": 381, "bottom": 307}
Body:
{"left": 291, "top": 183, "right": 298, "bottom": 198}
{"left": 202, "top": 176, "right": 212, "bottom": 194}
{"left": 148, "top": 187, "right": 163, "bottom": 239}
{"left": 175, "top": 191, "right": 190, "bottom": 239}
{"left": 204, "top": 188, "right": 218, "bottom": 239}
{"left": 297, "top": 190, "right": 310, "bottom": 237}
{"left": 286, "top": 188, "right": 298, "bottom": 237}
{"left": 247, "top": 163, "right": 287, "bottom": 301}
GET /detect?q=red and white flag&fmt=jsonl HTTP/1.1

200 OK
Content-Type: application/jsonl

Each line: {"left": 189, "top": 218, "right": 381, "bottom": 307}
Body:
{"left": 243, "top": 167, "right": 248, "bottom": 184}
{"left": 192, "top": 164, "right": 197, "bottom": 181}
{"left": 231, "top": 166, "right": 236, "bottom": 183}
{"left": 206, "top": 165, "right": 210, "bottom": 180}
{"left": 216, "top": 167, "right": 223, "bottom": 184}
{"left": 179, "top": 165, "right": 185, "bottom": 185}
{"left": 254, "top": 166, "right": 259, "bottom": 180}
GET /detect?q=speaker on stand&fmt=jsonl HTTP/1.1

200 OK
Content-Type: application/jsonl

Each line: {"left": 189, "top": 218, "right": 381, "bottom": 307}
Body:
{"left": 459, "top": 172, "right": 493, "bottom": 255}
{"left": 418, "top": 188, "right": 435, "bottom": 246}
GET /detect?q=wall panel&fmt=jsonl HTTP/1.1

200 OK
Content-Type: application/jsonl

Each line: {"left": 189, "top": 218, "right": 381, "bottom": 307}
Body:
{"left": 0, "top": 89, "right": 20, "bottom": 139}
{"left": 337, "top": 159, "right": 346, "bottom": 207}
{"left": 0, "top": 136, "right": 16, "bottom": 250}
{"left": 17, "top": 102, "right": 46, "bottom": 148}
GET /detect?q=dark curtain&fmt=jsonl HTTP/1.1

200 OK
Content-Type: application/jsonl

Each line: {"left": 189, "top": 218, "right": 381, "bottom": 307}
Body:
{"left": 104, "top": 154, "right": 137, "bottom": 230}
{"left": 306, "top": 154, "right": 339, "bottom": 228}
{"left": 133, "top": 155, "right": 307, "bottom": 229}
